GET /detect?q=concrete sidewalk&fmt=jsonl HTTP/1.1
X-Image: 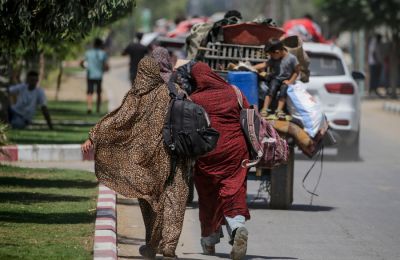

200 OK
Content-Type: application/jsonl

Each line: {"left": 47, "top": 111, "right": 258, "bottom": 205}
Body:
{"left": 383, "top": 100, "right": 400, "bottom": 115}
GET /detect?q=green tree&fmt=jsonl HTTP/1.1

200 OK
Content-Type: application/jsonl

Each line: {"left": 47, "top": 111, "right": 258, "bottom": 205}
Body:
{"left": 315, "top": 0, "right": 400, "bottom": 98}
{"left": 0, "top": 0, "right": 136, "bottom": 83}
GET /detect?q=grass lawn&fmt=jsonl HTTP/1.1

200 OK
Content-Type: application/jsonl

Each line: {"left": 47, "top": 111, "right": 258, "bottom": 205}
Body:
{"left": 8, "top": 100, "right": 107, "bottom": 144}
{"left": 0, "top": 165, "right": 98, "bottom": 259}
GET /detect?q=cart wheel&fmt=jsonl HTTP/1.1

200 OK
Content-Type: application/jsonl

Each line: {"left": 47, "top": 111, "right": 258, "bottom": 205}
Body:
{"left": 269, "top": 146, "right": 294, "bottom": 209}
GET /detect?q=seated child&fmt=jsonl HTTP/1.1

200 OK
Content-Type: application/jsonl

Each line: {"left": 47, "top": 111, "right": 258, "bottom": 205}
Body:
{"left": 254, "top": 38, "right": 300, "bottom": 119}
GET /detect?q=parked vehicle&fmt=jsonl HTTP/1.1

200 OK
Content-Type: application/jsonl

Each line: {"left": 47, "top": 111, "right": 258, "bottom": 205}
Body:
{"left": 303, "top": 42, "right": 364, "bottom": 159}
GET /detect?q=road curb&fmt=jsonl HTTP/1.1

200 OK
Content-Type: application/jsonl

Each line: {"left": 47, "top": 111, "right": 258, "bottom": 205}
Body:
{"left": 0, "top": 144, "right": 94, "bottom": 161}
{"left": 94, "top": 184, "right": 117, "bottom": 260}
{"left": 383, "top": 101, "right": 400, "bottom": 115}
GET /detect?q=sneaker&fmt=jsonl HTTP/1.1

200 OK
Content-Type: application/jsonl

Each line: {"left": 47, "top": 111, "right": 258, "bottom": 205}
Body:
{"left": 230, "top": 227, "right": 248, "bottom": 260}
{"left": 200, "top": 238, "right": 216, "bottom": 255}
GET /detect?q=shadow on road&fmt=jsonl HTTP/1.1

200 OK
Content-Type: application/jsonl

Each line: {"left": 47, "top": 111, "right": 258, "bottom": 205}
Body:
{"left": 117, "top": 235, "right": 145, "bottom": 245}
{"left": 182, "top": 252, "right": 298, "bottom": 259}
{"left": 117, "top": 197, "right": 139, "bottom": 206}
{"left": 288, "top": 204, "right": 335, "bottom": 212}
{"left": 119, "top": 255, "right": 204, "bottom": 260}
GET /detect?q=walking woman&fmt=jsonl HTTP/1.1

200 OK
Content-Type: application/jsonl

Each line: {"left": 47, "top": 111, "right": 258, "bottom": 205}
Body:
{"left": 189, "top": 62, "right": 250, "bottom": 260}
{"left": 151, "top": 46, "right": 173, "bottom": 83}
{"left": 81, "top": 57, "right": 188, "bottom": 259}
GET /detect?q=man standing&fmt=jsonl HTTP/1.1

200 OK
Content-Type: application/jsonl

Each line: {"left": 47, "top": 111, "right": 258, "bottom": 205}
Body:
{"left": 81, "top": 38, "right": 109, "bottom": 114}
{"left": 122, "top": 32, "right": 148, "bottom": 85}
{"left": 8, "top": 71, "right": 53, "bottom": 129}
{"left": 368, "top": 33, "right": 384, "bottom": 97}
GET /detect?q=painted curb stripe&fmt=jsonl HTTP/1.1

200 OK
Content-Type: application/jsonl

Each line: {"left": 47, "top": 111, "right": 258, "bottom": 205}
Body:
{"left": 0, "top": 145, "right": 18, "bottom": 161}
{"left": 93, "top": 185, "right": 117, "bottom": 260}
{"left": 0, "top": 144, "right": 95, "bottom": 161}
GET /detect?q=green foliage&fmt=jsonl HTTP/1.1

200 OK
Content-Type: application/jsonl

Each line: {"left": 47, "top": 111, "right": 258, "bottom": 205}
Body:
{"left": 0, "top": 0, "right": 136, "bottom": 60}
{"left": 315, "top": 0, "right": 400, "bottom": 34}
{"left": 136, "top": 0, "right": 188, "bottom": 21}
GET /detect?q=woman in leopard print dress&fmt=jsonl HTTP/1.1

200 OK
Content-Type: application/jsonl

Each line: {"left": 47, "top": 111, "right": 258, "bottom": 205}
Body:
{"left": 82, "top": 57, "right": 188, "bottom": 259}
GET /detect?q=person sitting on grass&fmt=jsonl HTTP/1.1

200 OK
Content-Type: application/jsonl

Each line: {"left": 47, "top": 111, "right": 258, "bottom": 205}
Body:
{"left": 254, "top": 38, "right": 300, "bottom": 120}
{"left": 8, "top": 70, "right": 53, "bottom": 130}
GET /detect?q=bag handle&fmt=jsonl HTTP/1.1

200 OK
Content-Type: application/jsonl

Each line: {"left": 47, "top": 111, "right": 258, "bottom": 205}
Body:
{"left": 231, "top": 85, "right": 243, "bottom": 109}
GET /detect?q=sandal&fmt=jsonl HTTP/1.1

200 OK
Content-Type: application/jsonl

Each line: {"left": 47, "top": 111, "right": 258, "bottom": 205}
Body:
{"left": 139, "top": 245, "right": 156, "bottom": 260}
{"left": 200, "top": 238, "right": 216, "bottom": 255}
{"left": 275, "top": 110, "right": 286, "bottom": 120}
{"left": 266, "top": 114, "right": 278, "bottom": 120}
{"left": 260, "top": 108, "right": 271, "bottom": 118}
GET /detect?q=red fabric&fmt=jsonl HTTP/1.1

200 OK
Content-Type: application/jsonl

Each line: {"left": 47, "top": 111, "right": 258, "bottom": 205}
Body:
{"left": 190, "top": 62, "right": 250, "bottom": 237}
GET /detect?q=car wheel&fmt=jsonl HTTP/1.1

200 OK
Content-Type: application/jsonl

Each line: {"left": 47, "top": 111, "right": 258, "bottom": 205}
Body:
{"left": 337, "top": 130, "right": 360, "bottom": 161}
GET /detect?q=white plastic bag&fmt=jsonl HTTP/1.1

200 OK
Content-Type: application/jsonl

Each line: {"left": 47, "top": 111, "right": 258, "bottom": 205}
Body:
{"left": 286, "top": 82, "right": 325, "bottom": 138}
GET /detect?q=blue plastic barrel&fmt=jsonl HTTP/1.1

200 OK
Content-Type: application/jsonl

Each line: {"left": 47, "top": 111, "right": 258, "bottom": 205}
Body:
{"left": 227, "top": 71, "right": 258, "bottom": 105}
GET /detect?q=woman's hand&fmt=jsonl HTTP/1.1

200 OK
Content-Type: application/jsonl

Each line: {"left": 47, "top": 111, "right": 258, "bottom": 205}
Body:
{"left": 81, "top": 139, "right": 93, "bottom": 154}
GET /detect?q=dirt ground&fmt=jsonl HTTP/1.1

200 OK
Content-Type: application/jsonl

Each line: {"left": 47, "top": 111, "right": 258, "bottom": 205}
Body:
{"left": 45, "top": 72, "right": 95, "bottom": 102}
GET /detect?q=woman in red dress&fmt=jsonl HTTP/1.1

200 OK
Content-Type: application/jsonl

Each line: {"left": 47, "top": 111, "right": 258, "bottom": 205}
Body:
{"left": 189, "top": 62, "right": 250, "bottom": 260}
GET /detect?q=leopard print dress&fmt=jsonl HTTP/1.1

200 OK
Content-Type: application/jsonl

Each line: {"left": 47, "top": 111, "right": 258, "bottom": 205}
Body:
{"left": 89, "top": 57, "right": 188, "bottom": 256}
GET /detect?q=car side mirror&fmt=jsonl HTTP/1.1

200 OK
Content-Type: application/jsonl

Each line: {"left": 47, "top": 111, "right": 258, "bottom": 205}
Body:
{"left": 351, "top": 71, "right": 365, "bottom": 81}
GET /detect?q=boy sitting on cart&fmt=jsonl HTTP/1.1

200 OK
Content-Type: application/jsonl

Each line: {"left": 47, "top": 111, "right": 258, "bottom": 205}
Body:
{"left": 254, "top": 38, "right": 300, "bottom": 120}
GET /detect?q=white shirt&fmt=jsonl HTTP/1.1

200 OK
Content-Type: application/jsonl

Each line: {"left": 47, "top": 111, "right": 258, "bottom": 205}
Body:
{"left": 9, "top": 83, "right": 47, "bottom": 122}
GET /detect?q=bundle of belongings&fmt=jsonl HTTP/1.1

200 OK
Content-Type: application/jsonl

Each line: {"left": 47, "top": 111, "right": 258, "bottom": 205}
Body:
{"left": 270, "top": 82, "right": 334, "bottom": 158}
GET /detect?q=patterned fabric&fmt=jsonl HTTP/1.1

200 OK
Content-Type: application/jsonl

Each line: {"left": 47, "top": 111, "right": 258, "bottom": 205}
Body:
{"left": 151, "top": 46, "right": 173, "bottom": 83}
{"left": 89, "top": 57, "right": 188, "bottom": 256}
{"left": 189, "top": 62, "right": 250, "bottom": 237}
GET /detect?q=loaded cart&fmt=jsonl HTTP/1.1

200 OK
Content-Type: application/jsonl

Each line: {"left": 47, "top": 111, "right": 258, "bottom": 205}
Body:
{"left": 191, "top": 22, "right": 322, "bottom": 209}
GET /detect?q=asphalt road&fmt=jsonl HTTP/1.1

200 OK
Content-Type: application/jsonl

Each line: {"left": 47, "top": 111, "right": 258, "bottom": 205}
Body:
{"left": 172, "top": 100, "right": 398, "bottom": 260}
{"left": 115, "top": 100, "right": 400, "bottom": 260}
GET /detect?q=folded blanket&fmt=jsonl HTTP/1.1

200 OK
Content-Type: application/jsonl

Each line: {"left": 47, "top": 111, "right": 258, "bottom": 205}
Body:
{"left": 268, "top": 119, "right": 329, "bottom": 158}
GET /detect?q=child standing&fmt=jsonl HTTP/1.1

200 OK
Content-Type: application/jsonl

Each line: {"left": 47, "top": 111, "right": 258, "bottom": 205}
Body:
{"left": 255, "top": 38, "right": 300, "bottom": 119}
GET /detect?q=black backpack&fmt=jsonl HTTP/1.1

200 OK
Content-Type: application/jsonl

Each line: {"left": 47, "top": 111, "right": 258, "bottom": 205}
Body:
{"left": 163, "top": 80, "right": 220, "bottom": 159}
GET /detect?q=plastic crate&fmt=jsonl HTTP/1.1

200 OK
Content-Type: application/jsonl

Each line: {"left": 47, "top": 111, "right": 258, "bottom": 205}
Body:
{"left": 201, "top": 42, "right": 268, "bottom": 72}
{"left": 227, "top": 71, "right": 259, "bottom": 105}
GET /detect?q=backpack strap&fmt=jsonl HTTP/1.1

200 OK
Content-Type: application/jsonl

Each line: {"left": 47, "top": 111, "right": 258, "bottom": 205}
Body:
{"left": 167, "top": 77, "right": 179, "bottom": 98}
{"left": 231, "top": 85, "right": 243, "bottom": 108}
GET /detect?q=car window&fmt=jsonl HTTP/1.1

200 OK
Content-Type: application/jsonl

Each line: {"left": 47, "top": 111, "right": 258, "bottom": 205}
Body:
{"left": 307, "top": 52, "right": 345, "bottom": 76}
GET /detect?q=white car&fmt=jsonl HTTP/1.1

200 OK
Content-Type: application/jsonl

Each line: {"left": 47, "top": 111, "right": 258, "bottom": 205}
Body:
{"left": 303, "top": 42, "right": 364, "bottom": 159}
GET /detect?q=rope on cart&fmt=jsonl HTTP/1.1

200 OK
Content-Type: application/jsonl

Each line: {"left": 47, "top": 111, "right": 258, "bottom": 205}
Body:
{"left": 302, "top": 145, "right": 324, "bottom": 205}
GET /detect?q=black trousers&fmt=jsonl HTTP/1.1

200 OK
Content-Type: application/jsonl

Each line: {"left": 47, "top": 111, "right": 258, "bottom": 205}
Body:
{"left": 266, "top": 78, "right": 288, "bottom": 99}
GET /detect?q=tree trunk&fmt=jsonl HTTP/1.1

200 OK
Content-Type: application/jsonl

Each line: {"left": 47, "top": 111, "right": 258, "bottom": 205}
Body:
{"left": 55, "top": 61, "right": 63, "bottom": 101}
{"left": 38, "top": 53, "right": 45, "bottom": 84}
